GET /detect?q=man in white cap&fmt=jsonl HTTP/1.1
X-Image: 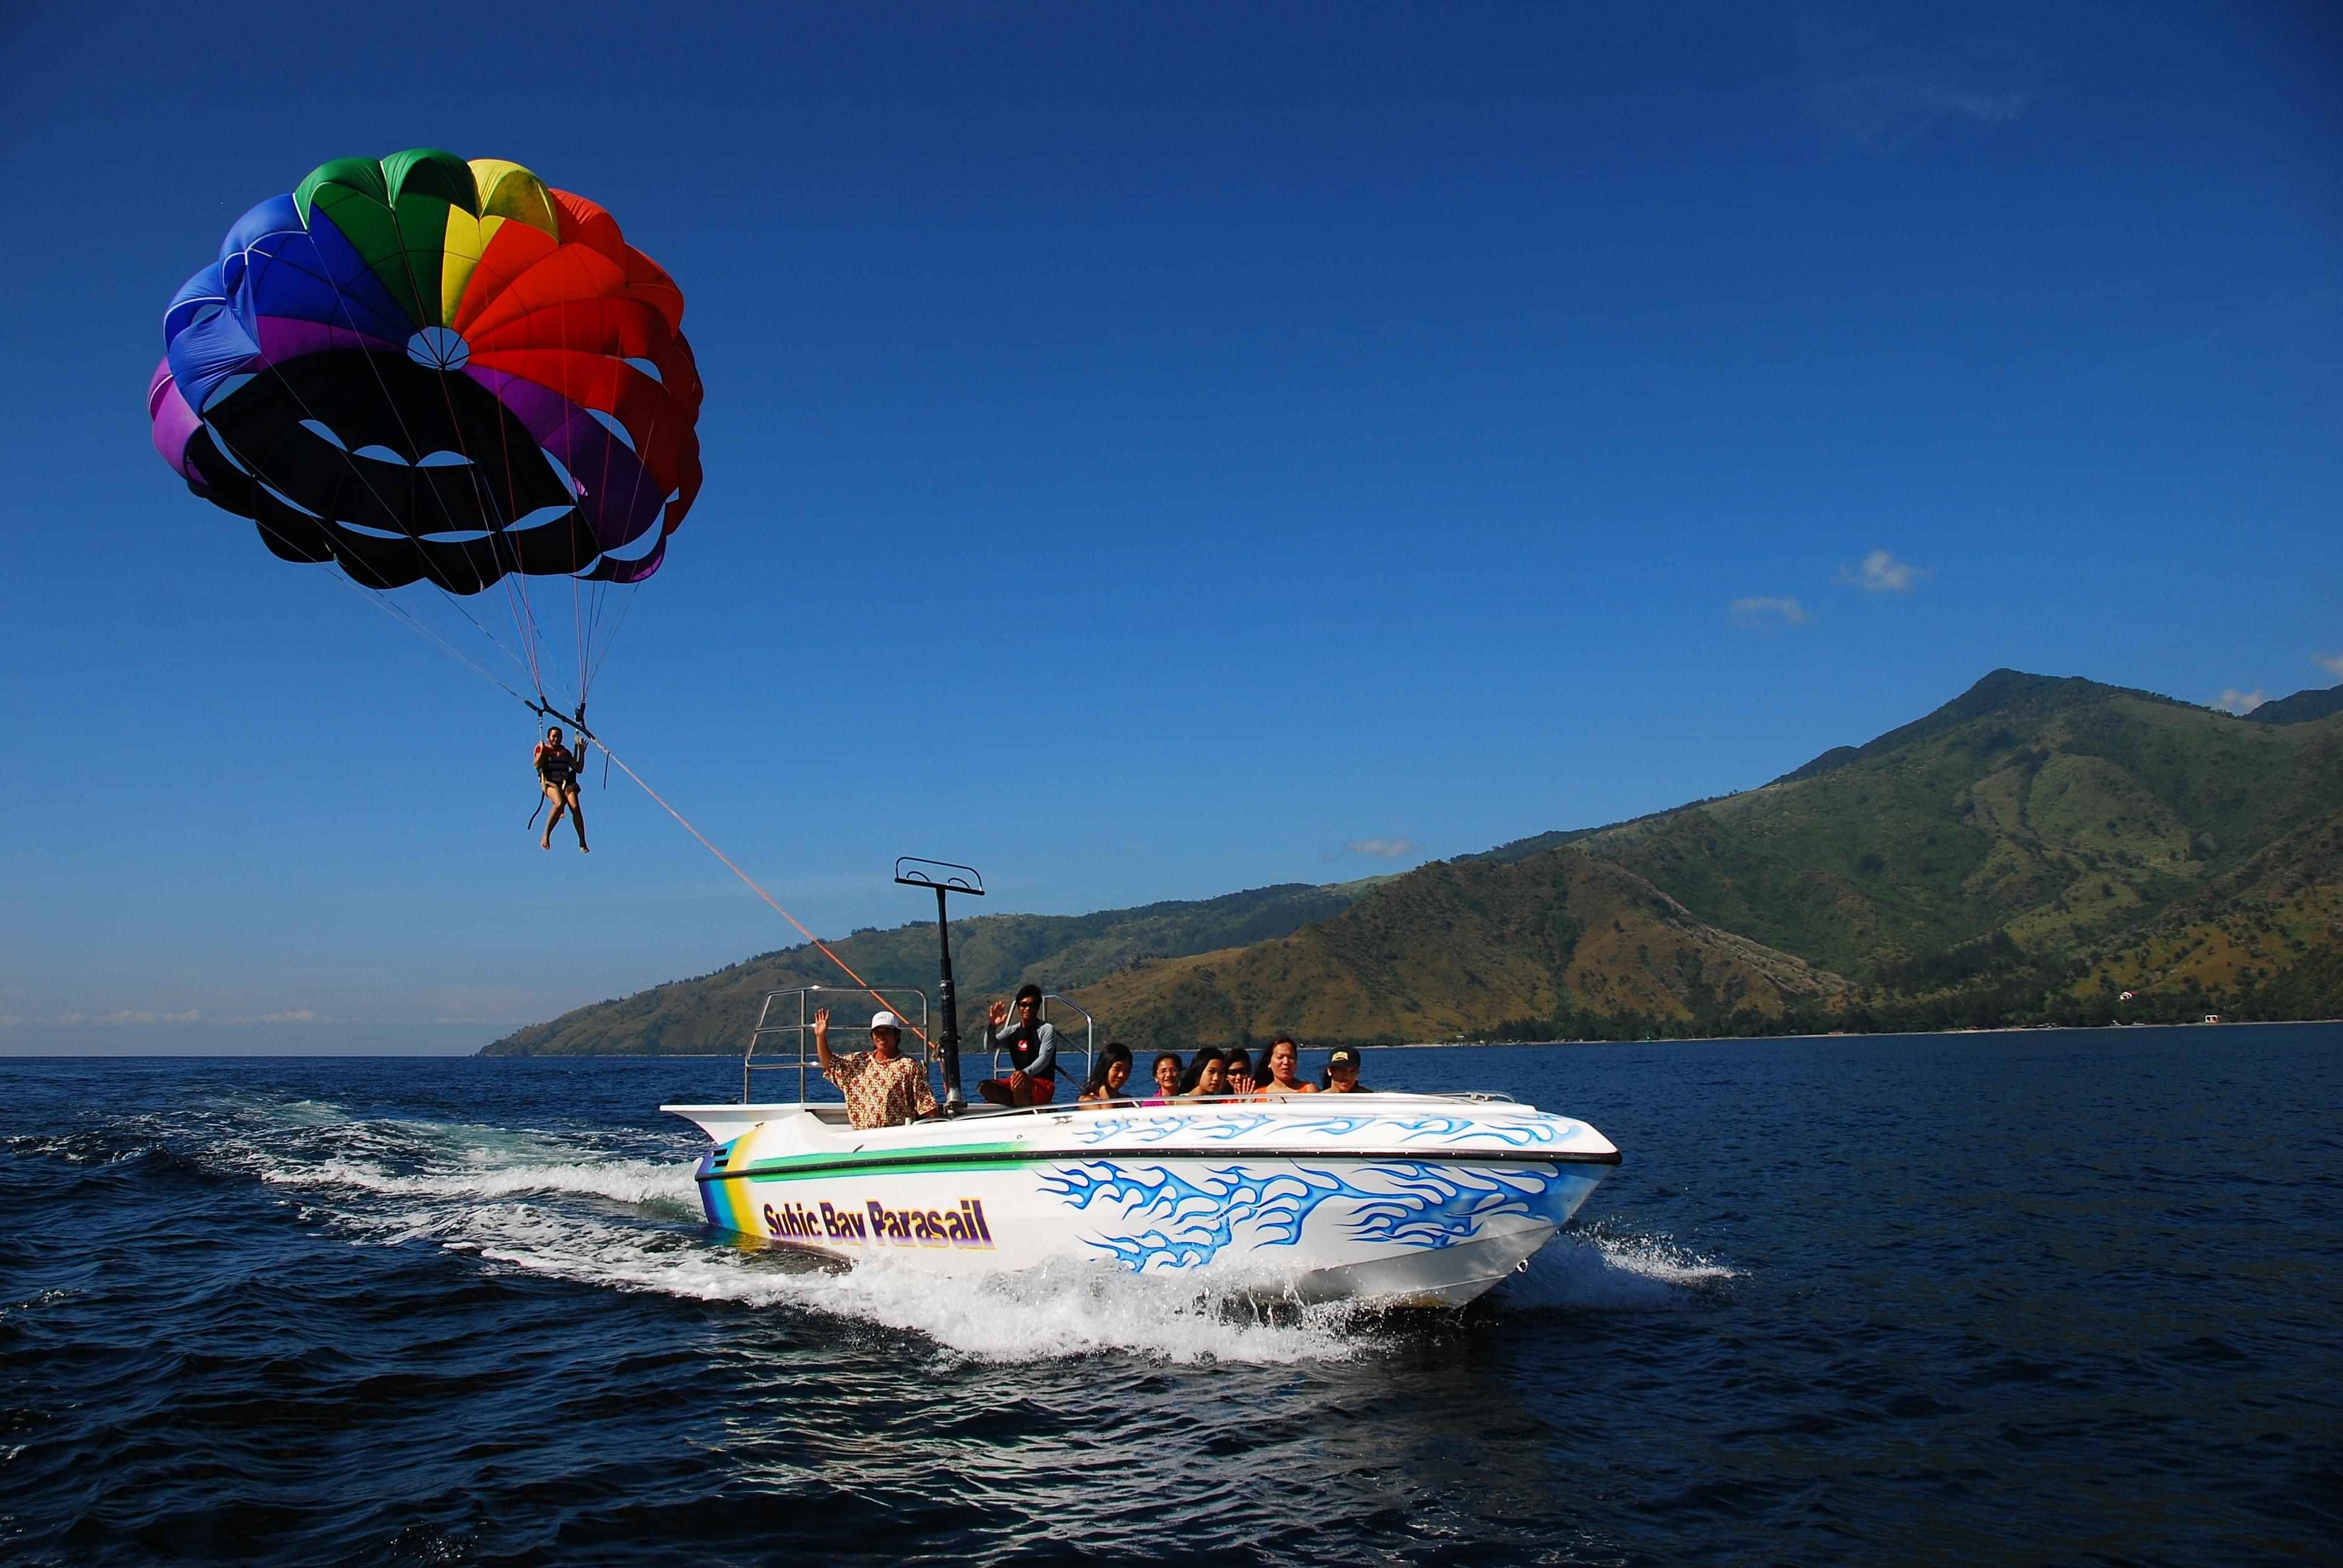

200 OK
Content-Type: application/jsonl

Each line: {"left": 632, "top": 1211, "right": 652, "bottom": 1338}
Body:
{"left": 811, "top": 1006, "right": 938, "bottom": 1129}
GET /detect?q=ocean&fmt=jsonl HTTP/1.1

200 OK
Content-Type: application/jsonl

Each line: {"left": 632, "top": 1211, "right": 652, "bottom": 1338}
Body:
{"left": 4, "top": 1024, "right": 2336, "bottom": 1565}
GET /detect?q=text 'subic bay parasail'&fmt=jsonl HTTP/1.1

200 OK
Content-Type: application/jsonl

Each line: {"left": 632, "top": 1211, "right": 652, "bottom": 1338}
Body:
{"left": 148, "top": 149, "right": 701, "bottom": 601}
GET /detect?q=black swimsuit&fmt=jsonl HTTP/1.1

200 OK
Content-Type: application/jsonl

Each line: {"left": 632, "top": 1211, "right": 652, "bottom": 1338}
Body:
{"left": 537, "top": 745, "right": 577, "bottom": 789}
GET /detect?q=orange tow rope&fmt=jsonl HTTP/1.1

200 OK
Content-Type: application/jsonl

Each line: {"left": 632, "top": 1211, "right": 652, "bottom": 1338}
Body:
{"left": 593, "top": 739, "right": 938, "bottom": 1051}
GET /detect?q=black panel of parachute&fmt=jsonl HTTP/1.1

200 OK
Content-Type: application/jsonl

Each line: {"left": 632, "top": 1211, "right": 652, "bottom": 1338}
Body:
{"left": 180, "top": 353, "right": 595, "bottom": 593}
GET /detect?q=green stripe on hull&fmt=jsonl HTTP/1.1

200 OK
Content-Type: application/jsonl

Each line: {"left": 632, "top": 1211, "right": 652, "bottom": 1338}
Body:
{"left": 708, "top": 1141, "right": 1032, "bottom": 1185}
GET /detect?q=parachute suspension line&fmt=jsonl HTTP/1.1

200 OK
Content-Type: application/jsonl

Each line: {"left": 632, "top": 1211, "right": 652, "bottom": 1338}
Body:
{"left": 263, "top": 240, "right": 551, "bottom": 704}
{"left": 231, "top": 336, "right": 545, "bottom": 701}
{"left": 419, "top": 357, "right": 566, "bottom": 717}
{"left": 577, "top": 395, "right": 665, "bottom": 700}
{"left": 582, "top": 583, "right": 638, "bottom": 696}
{"left": 207, "top": 384, "right": 879, "bottom": 1045}
{"left": 197, "top": 419, "right": 536, "bottom": 706}
{"left": 301, "top": 228, "right": 559, "bottom": 711}
{"left": 572, "top": 558, "right": 587, "bottom": 715}
{"left": 561, "top": 279, "right": 586, "bottom": 708}
{"left": 589, "top": 736, "right": 938, "bottom": 1053}
{"left": 577, "top": 377, "right": 672, "bottom": 701}
{"left": 341, "top": 567, "right": 535, "bottom": 705}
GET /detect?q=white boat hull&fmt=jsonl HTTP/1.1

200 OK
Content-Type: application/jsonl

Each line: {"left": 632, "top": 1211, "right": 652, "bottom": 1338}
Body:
{"left": 665, "top": 1095, "right": 1620, "bottom": 1308}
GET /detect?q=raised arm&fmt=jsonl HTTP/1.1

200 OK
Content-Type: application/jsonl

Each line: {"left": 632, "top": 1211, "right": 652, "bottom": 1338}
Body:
{"left": 810, "top": 1007, "right": 843, "bottom": 1077}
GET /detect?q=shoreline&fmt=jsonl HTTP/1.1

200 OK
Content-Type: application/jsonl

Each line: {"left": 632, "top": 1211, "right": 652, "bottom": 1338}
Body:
{"left": 1395, "top": 1016, "right": 2343, "bottom": 1049}
{"left": 7, "top": 1016, "right": 2338, "bottom": 1062}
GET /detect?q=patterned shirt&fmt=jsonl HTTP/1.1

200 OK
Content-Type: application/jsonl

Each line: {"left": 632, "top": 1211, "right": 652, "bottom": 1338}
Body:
{"left": 824, "top": 1049, "right": 938, "bottom": 1129}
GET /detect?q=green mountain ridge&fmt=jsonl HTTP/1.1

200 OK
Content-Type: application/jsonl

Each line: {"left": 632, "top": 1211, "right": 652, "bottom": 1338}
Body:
{"left": 1070, "top": 848, "right": 1850, "bottom": 1050}
{"left": 484, "top": 881, "right": 1368, "bottom": 1056}
{"left": 2243, "top": 684, "right": 2343, "bottom": 726}
{"left": 483, "top": 669, "right": 2343, "bottom": 1056}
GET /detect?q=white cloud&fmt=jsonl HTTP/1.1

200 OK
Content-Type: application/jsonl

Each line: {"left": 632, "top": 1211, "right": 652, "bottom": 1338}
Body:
{"left": 1835, "top": 549, "right": 1925, "bottom": 593}
{"left": 1730, "top": 595, "right": 1809, "bottom": 629}
{"left": 251, "top": 1010, "right": 321, "bottom": 1025}
{"left": 97, "top": 1008, "right": 203, "bottom": 1025}
{"left": 1346, "top": 838, "right": 1421, "bottom": 860}
{"left": 2217, "top": 688, "right": 2269, "bottom": 715}
{"left": 1799, "top": 10, "right": 2041, "bottom": 152}
{"left": 2315, "top": 651, "right": 2343, "bottom": 679}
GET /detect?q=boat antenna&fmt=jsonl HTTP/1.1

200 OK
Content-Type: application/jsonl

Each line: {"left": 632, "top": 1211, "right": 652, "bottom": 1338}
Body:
{"left": 896, "top": 857, "right": 984, "bottom": 1117}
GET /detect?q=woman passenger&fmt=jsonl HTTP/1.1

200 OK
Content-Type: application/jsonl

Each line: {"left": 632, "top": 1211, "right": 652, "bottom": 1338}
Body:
{"left": 1179, "top": 1047, "right": 1228, "bottom": 1100}
{"left": 1078, "top": 1043, "right": 1134, "bottom": 1106}
{"left": 1143, "top": 1053, "right": 1182, "bottom": 1106}
{"left": 1257, "top": 1036, "right": 1316, "bottom": 1097}
{"left": 1223, "top": 1049, "right": 1256, "bottom": 1099}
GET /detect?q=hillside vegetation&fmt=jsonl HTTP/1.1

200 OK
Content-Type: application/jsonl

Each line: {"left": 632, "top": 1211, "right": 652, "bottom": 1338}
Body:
{"left": 485, "top": 882, "right": 1363, "bottom": 1055}
{"left": 1068, "top": 851, "right": 1846, "bottom": 1050}
{"left": 484, "top": 671, "right": 2341, "bottom": 1055}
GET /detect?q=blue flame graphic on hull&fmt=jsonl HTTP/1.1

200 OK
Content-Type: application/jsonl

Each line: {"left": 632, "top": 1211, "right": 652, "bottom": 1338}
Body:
{"left": 1039, "top": 1159, "right": 1590, "bottom": 1272}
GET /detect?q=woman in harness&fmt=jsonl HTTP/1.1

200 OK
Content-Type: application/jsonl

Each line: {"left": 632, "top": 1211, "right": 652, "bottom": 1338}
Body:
{"left": 534, "top": 725, "right": 589, "bottom": 852}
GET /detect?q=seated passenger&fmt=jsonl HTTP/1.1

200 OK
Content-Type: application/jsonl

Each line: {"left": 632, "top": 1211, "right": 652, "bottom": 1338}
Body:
{"left": 1223, "top": 1048, "right": 1256, "bottom": 1098}
{"left": 1179, "top": 1047, "right": 1229, "bottom": 1099}
{"left": 1142, "top": 1052, "right": 1182, "bottom": 1106}
{"left": 1078, "top": 1042, "right": 1135, "bottom": 1106}
{"left": 1257, "top": 1034, "right": 1316, "bottom": 1097}
{"left": 1319, "top": 1047, "right": 1370, "bottom": 1094}
{"left": 810, "top": 1007, "right": 937, "bottom": 1129}
{"left": 975, "top": 984, "right": 1070, "bottom": 1107}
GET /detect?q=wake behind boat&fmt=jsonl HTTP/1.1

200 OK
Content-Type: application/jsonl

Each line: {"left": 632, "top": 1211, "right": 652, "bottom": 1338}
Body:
{"left": 661, "top": 858, "right": 1621, "bottom": 1308}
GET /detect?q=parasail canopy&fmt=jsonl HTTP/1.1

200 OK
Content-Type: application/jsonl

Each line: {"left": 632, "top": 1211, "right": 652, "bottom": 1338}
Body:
{"left": 149, "top": 149, "right": 703, "bottom": 599}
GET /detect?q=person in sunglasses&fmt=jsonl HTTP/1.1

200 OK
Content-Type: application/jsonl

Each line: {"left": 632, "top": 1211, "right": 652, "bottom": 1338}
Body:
{"left": 1223, "top": 1049, "right": 1257, "bottom": 1098}
{"left": 975, "top": 984, "right": 1069, "bottom": 1107}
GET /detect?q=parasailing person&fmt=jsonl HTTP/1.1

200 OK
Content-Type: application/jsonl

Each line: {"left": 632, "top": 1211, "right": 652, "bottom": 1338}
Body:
{"left": 533, "top": 724, "right": 588, "bottom": 852}
{"left": 148, "top": 147, "right": 704, "bottom": 846}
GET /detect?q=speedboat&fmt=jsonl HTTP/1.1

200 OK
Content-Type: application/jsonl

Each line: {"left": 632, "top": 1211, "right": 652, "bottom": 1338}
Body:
{"left": 659, "top": 860, "right": 1620, "bottom": 1308}
{"left": 664, "top": 1088, "right": 1621, "bottom": 1307}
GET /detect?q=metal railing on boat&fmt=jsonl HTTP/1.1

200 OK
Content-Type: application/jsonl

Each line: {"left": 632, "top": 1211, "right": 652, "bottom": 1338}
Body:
{"left": 739, "top": 987, "right": 1095, "bottom": 1104}
{"left": 985, "top": 993, "right": 1095, "bottom": 1086}
{"left": 741, "top": 987, "right": 932, "bottom": 1103}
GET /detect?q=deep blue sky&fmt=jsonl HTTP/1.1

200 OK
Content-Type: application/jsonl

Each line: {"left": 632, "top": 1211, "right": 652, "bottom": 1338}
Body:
{"left": 3, "top": 1, "right": 2337, "bottom": 1051}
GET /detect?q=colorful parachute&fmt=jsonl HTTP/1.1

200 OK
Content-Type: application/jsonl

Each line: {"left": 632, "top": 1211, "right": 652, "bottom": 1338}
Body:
{"left": 148, "top": 149, "right": 701, "bottom": 596}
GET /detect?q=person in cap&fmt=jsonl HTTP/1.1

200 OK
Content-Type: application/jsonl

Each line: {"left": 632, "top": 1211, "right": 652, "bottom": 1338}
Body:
{"left": 1319, "top": 1047, "right": 1370, "bottom": 1093}
{"left": 975, "top": 983, "right": 1068, "bottom": 1107}
{"left": 811, "top": 1006, "right": 937, "bottom": 1129}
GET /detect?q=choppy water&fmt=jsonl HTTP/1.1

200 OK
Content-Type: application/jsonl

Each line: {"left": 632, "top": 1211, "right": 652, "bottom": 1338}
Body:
{"left": 4, "top": 1025, "right": 2338, "bottom": 1565}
